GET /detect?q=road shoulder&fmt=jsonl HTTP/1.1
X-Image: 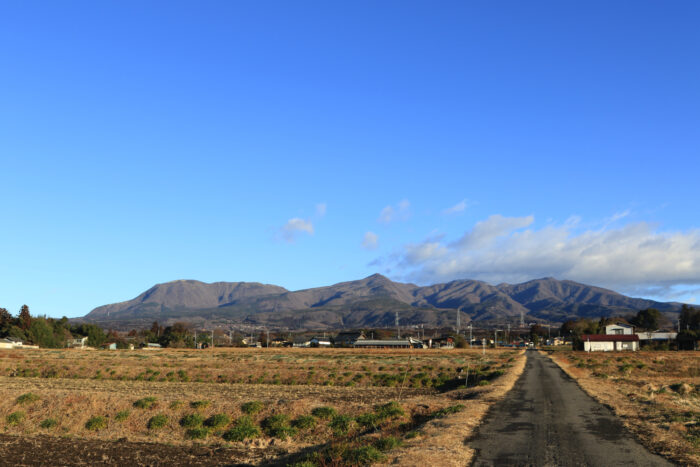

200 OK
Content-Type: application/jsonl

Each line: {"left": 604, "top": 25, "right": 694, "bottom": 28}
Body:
{"left": 384, "top": 350, "right": 528, "bottom": 467}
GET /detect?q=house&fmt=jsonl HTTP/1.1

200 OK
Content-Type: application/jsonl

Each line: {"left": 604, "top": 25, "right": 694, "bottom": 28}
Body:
{"left": 293, "top": 337, "right": 312, "bottom": 348}
{"left": 101, "top": 342, "right": 117, "bottom": 350}
{"left": 353, "top": 337, "right": 424, "bottom": 349}
{"left": 429, "top": 336, "right": 454, "bottom": 349}
{"left": 333, "top": 331, "right": 366, "bottom": 347}
{"left": 269, "top": 338, "right": 291, "bottom": 347}
{"left": 141, "top": 343, "right": 162, "bottom": 350}
{"left": 68, "top": 336, "right": 88, "bottom": 348}
{"left": 605, "top": 323, "right": 634, "bottom": 335}
{"left": 0, "top": 338, "right": 16, "bottom": 349}
{"left": 545, "top": 337, "right": 565, "bottom": 346}
{"left": 0, "top": 337, "right": 24, "bottom": 349}
{"left": 579, "top": 334, "right": 639, "bottom": 352}
{"left": 636, "top": 331, "right": 677, "bottom": 343}
{"left": 310, "top": 336, "right": 332, "bottom": 347}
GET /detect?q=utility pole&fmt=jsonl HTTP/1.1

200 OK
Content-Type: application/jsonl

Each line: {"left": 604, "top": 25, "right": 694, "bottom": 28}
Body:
{"left": 266, "top": 329, "right": 270, "bottom": 348}
{"left": 468, "top": 324, "right": 473, "bottom": 348}
{"left": 520, "top": 310, "right": 525, "bottom": 328}
{"left": 507, "top": 324, "right": 511, "bottom": 344}
{"left": 395, "top": 311, "right": 400, "bottom": 339}
{"left": 194, "top": 330, "right": 197, "bottom": 349}
{"left": 211, "top": 330, "right": 214, "bottom": 349}
{"left": 456, "top": 307, "right": 461, "bottom": 335}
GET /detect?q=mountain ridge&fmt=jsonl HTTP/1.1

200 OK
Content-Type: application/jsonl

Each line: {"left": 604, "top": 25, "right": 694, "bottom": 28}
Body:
{"left": 81, "top": 275, "right": 682, "bottom": 329}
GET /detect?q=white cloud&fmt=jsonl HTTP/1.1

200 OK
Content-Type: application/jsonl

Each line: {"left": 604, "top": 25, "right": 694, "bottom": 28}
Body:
{"left": 454, "top": 214, "right": 534, "bottom": 249}
{"left": 378, "top": 199, "right": 410, "bottom": 224}
{"left": 385, "top": 214, "right": 700, "bottom": 298}
{"left": 316, "top": 203, "right": 327, "bottom": 217}
{"left": 362, "top": 231, "right": 379, "bottom": 250}
{"left": 443, "top": 199, "right": 470, "bottom": 215}
{"left": 281, "top": 218, "right": 314, "bottom": 242}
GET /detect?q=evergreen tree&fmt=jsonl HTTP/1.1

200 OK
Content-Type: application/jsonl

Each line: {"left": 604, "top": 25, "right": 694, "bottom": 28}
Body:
{"left": 18, "top": 305, "right": 31, "bottom": 331}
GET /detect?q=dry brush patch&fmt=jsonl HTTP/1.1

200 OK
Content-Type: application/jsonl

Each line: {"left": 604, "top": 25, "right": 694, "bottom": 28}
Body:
{"left": 0, "top": 347, "right": 522, "bottom": 465}
{"left": 547, "top": 350, "right": 699, "bottom": 466}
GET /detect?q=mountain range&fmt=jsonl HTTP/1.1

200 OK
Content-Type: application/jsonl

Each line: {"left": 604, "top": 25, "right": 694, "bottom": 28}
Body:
{"left": 80, "top": 275, "right": 682, "bottom": 330}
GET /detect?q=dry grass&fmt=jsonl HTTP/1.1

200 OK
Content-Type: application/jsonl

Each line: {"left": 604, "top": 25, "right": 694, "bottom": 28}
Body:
{"left": 383, "top": 349, "right": 527, "bottom": 466}
{"left": 547, "top": 350, "right": 700, "bottom": 466}
{"left": 0, "top": 347, "right": 523, "bottom": 465}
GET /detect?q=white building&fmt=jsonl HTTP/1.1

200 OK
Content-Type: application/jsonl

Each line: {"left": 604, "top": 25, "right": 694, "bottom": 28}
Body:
{"left": 0, "top": 337, "right": 24, "bottom": 349}
{"left": 636, "top": 331, "right": 677, "bottom": 343}
{"left": 605, "top": 323, "right": 634, "bottom": 335}
{"left": 68, "top": 336, "right": 88, "bottom": 348}
{"left": 581, "top": 334, "right": 639, "bottom": 352}
{"left": 310, "top": 336, "right": 332, "bottom": 347}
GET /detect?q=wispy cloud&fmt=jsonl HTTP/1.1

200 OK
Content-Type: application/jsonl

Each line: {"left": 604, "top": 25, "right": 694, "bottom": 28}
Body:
{"left": 442, "top": 199, "right": 471, "bottom": 215}
{"left": 384, "top": 214, "right": 700, "bottom": 298}
{"left": 362, "top": 231, "right": 379, "bottom": 250}
{"left": 281, "top": 218, "right": 314, "bottom": 242}
{"left": 316, "top": 203, "right": 327, "bottom": 217}
{"left": 378, "top": 199, "right": 410, "bottom": 224}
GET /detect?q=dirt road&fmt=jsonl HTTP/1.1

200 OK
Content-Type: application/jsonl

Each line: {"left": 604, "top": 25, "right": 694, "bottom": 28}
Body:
{"left": 470, "top": 351, "right": 674, "bottom": 466}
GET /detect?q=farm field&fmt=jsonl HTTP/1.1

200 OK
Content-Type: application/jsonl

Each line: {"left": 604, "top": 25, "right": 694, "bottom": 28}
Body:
{"left": 0, "top": 347, "right": 525, "bottom": 466}
{"left": 547, "top": 350, "right": 700, "bottom": 466}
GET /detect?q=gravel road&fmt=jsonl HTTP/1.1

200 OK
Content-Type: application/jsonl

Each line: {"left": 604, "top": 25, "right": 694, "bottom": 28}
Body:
{"left": 470, "top": 350, "right": 674, "bottom": 466}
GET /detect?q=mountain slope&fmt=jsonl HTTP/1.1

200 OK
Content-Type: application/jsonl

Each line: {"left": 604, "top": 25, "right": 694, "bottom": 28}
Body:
{"left": 87, "top": 280, "right": 287, "bottom": 320}
{"left": 81, "top": 275, "right": 682, "bottom": 329}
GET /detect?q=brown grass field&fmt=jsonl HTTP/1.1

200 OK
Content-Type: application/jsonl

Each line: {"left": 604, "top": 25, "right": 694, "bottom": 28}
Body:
{"left": 0, "top": 347, "right": 525, "bottom": 466}
{"left": 547, "top": 350, "right": 700, "bottom": 466}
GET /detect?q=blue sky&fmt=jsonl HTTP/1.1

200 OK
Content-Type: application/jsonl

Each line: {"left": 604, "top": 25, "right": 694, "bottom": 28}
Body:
{"left": 1, "top": 1, "right": 699, "bottom": 318}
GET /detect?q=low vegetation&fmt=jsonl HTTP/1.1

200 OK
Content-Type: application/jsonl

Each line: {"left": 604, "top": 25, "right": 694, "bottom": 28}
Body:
{"left": 85, "top": 416, "right": 107, "bottom": 431}
{"left": 549, "top": 350, "right": 699, "bottom": 466}
{"left": 0, "top": 347, "right": 522, "bottom": 465}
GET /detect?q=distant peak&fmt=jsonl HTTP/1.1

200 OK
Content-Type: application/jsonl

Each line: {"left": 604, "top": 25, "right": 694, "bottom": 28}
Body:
{"left": 366, "top": 273, "right": 390, "bottom": 281}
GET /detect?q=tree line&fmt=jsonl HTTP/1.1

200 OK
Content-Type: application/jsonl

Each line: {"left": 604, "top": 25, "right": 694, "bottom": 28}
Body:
{"left": 0, "top": 305, "right": 109, "bottom": 348}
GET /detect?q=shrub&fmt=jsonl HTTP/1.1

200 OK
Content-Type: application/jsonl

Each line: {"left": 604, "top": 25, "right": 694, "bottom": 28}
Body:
{"left": 85, "top": 416, "right": 107, "bottom": 431}
{"left": 311, "top": 406, "right": 337, "bottom": 419}
{"left": 147, "top": 414, "right": 168, "bottom": 430}
{"left": 355, "top": 412, "right": 380, "bottom": 430}
{"left": 40, "top": 418, "right": 58, "bottom": 429}
{"left": 16, "top": 392, "right": 40, "bottom": 405}
{"left": 288, "top": 462, "right": 315, "bottom": 467}
{"left": 169, "top": 400, "right": 184, "bottom": 410}
{"left": 240, "top": 401, "right": 264, "bottom": 415}
{"left": 374, "top": 436, "right": 403, "bottom": 452}
{"left": 432, "top": 404, "right": 466, "bottom": 419}
{"left": 133, "top": 397, "right": 157, "bottom": 409}
{"left": 375, "top": 401, "right": 404, "bottom": 420}
{"left": 115, "top": 410, "right": 130, "bottom": 422}
{"left": 222, "top": 416, "right": 260, "bottom": 442}
{"left": 292, "top": 415, "right": 317, "bottom": 430}
{"left": 478, "top": 380, "right": 491, "bottom": 386}
{"left": 261, "top": 414, "right": 296, "bottom": 440}
{"left": 190, "top": 400, "right": 211, "bottom": 410}
{"left": 6, "top": 411, "right": 25, "bottom": 426}
{"left": 342, "top": 445, "right": 386, "bottom": 465}
{"left": 180, "top": 413, "right": 204, "bottom": 428}
{"left": 204, "top": 413, "right": 231, "bottom": 429}
{"left": 329, "top": 415, "right": 354, "bottom": 436}
{"left": 185, "top": 427, "right": 209, "bottom": 440}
